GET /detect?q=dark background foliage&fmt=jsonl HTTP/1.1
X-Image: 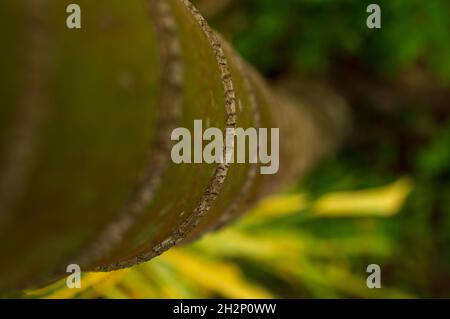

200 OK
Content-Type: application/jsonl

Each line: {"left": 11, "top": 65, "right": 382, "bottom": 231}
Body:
{"left": 203, "top": 0, "right": 450, "bottom": 297}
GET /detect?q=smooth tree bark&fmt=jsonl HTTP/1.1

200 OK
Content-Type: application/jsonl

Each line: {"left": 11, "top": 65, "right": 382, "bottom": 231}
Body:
{"left": 0, "top": 0, "right": 348, "bottom": 292}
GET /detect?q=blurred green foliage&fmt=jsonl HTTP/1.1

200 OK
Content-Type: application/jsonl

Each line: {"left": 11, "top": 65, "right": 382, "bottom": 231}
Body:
{"left": 205, "top": 0, "right": 450, "bottom": 297}
{"left": 211, "top": 0, "right": 450, "bottom": 82}
{"left": 26, "top": 181, "right": 413, "bottom": 299}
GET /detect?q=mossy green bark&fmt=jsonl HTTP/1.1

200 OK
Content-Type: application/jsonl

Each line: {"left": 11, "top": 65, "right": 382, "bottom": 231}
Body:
{"left": 0, "top": 0, "right": 348, "bottom": 291}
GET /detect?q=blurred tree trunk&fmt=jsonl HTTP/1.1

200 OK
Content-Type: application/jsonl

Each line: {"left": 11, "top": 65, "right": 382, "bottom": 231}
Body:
{"left": 0, "top": 0, "right": 349, "bottom": 292}
{"left": 193, "top": 0, "right": 235, "bottom": 18}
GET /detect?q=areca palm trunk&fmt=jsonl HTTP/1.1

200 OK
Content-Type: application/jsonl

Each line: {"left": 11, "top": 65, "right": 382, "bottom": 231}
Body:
{"left": 0, "top": 0, "right": 349, "bottom": 292}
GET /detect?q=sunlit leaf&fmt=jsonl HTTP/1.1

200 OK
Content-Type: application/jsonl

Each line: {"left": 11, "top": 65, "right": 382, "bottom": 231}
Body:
{"left": 312, "top": 178, "right": 413, "bottom": 218}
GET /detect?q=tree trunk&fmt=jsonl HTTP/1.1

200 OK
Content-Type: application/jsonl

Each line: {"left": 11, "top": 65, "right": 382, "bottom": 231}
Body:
{"left": 0, "top": 0, "right": 349, "bottom": 292}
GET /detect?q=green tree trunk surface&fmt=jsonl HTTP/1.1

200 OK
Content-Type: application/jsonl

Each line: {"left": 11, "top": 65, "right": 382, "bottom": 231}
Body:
{"left": 0, "top": 0, "right": 348, "bottom": 291}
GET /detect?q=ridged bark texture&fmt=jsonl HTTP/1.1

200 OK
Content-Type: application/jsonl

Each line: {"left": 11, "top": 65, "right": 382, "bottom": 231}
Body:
{"left": 0, "top": 0, "right": 348, "bottom": 291}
